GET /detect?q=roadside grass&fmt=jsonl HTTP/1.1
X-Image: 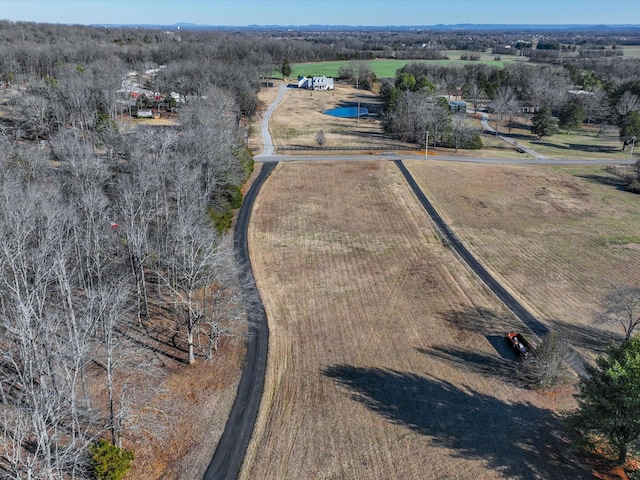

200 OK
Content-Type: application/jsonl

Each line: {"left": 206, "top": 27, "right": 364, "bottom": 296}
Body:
{"left": 406, "top": 160, "right": 640, "bottom": 361}
{"left": 243, "top": 160, "right": 589, "bottom": 480}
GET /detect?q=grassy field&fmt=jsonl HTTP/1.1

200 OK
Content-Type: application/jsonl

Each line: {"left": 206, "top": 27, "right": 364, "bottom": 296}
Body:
{"left": 406, "top": 161, "right": 640, "bottom": 360}
{"left": 255, "top": 80, "right": 416, "bottom": 151}
{"left": 287, "top": 52, "right": 531, "bottom": 80}
{"left": 621, "top": 45, "right": 640, "bottom": 58}
{"left": 242, "top": 160, "right": 594, "bottom": 480}
{"left": 254, "top": 80, "right": 638, "bottom": 163}
{"left": 283, "top": 45, "right": 640, "bottom": 81}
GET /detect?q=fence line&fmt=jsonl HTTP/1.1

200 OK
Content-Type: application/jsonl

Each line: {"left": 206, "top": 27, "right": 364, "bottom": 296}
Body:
{"left": 277, "top": 145, "right": 420, "bottom": 152}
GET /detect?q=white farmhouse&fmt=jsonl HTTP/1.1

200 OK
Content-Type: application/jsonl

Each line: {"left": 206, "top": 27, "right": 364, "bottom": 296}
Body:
{"left": 298, "top": 75, "right": 334, "bottom": 91}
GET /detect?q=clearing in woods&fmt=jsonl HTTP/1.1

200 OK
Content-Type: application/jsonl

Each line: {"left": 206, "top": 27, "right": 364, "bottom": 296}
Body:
{"left": 243, "top": 160, "right": 590, "bottom": 479}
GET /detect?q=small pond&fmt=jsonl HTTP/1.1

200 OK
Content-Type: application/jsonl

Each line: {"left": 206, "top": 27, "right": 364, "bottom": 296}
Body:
{"left": 324, "top": 106, "right": 369, "bottom": 118}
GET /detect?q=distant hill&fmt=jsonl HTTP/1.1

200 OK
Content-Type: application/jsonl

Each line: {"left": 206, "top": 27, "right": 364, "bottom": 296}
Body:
{"left": 90, "top": 23, "right": 640, "bottom": 33}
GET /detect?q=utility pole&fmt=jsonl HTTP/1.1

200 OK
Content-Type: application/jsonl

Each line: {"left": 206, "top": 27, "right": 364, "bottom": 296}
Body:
{"left": 425, "top": 129, "right": 429, "bottom": 159}
{"left": 356, "top": 76, "right": 359, "bottom": 125}
{"left": 628, "top": 136, "right": 637, "bottom": 169}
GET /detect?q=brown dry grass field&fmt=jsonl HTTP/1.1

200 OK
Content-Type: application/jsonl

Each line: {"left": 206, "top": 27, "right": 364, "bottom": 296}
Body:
{"left": 252, "top": 80, "right": 416, "bottom": 152}
{"left": 405, "top": 160, "right": 640, "bottom": 360}
{"left": 242, "top": 160, "right": 596, "bottom": 480}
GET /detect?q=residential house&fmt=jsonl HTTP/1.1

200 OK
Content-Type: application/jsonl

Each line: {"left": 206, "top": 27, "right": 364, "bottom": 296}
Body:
{"left": 298, "top": 76, "right": 334, "bottom": 91}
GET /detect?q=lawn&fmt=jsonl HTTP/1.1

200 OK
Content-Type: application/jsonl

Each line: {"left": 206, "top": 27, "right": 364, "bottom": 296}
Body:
{"left": 242, "top": 160, "right": 592, "bottom": 480}
{"left": 471, "top": 113, "right": 633, "bottom": 161}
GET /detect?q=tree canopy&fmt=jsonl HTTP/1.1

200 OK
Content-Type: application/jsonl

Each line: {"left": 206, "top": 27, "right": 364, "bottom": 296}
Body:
{"left": 569, "top": 336, "right": 640, "bottom": 464}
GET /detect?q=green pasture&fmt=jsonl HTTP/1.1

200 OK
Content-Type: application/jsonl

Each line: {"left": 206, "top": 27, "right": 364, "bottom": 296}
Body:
{"left": 622, "top": 45, "right": 640, "bottom": 58}
{"left": 284, "top": 51, "right": 532, "bottom": 80}
{"left": 279, "top": 45, "right": 640, "bottom": 80}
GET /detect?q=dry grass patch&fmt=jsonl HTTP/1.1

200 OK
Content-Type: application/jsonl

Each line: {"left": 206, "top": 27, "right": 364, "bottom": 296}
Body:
{"left": 253, "top": 80, "right": 415, "bottom": 152}
{"left": 243, "top": 160, "right": 587, "bottom": 479}
{"left": 406, "top": 160, "right": 640, "bottom": 360}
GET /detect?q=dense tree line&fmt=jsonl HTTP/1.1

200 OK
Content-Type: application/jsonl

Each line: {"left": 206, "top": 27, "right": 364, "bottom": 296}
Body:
{"left": 0, "top": 103, "right": 251, "bottom": 477}
{"left": 0, "top": 21, "right": 258, "bottom": 478}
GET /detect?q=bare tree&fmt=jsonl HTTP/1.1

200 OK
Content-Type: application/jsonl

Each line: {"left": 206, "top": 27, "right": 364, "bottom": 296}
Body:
{"left": 466, "top": 80, "right": 483, "bottom": 113}
{"left": 161, "top": 216, "right": 222, "bottom": 365}
{"left": 617, "top": 90, "right": 639, "bottom": 117}
{"left": 525, "top": 66, "right": 569, "bottom": 111}
{"left": 596, "top": 284, "right": 640, "bottom": 341}
{"left": 519, "top": 331, "right": 576, "bottom": 389}
{"left": 450, "top": 112, "right": 476, "bottom": 152}
{"left": 490, "top": 86, "right": 517, "bottom": 136}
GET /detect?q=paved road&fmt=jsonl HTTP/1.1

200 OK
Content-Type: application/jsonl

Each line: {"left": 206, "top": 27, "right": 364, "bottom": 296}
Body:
{"left": 206, "top": 93, "right": 612, "bottom": 479}
{"left": 255, "top": 84, "right": 287, "bottom": 158}
{"left": 204, "top": 161, "right": 276, "bottom": 480}
{"left": 393, "top": 159, "right": 549, "bottom": 338}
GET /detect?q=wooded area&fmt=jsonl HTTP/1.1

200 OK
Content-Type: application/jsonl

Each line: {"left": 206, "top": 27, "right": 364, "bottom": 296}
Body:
{"left": 1, "top": 19, "right": 640, "bottom": 478}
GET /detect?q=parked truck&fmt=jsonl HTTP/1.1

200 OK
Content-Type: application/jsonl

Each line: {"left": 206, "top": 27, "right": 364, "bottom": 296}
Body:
{"left": 505, "top": 331, "right": 534, "bottom": 358}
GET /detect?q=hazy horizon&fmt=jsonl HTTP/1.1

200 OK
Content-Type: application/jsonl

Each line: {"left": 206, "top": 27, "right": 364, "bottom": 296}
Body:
{"left": 1, "top": 0, "right": 639, "bottom": 27}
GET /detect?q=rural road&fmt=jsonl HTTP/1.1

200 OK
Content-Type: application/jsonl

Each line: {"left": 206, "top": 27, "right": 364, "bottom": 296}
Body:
{"left": 203, "top": 161, "right": 276, "bottom": 480}
{"left": 255, "top": 84, "right": 287, "bottom": 157}
{"left": 393, "top": 159, "right": 549, "bottom": 338}
{"left": 205, "top": 88, "right": 607, "bottom": 479}
{"left": 479, "top": 111, "right": 549, "bottom": 159}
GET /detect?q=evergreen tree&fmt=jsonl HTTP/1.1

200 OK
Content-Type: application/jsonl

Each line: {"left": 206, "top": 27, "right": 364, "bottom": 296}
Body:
{"left": 559, "top": 101, "right": 586, "bottom": 133}
{"left": 531, "top": 106, "right": 559, "bottom": 139}
{"left": 568, "top": 337, "right": 640, "bottom": 465}
{"left": 280, "top": 59, "right": 292, "bottom": 80}
{"left": 618, "top": 111, "right": 640, "bottom": 143}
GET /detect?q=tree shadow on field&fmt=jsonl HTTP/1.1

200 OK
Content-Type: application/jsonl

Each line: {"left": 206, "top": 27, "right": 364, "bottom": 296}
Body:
{"left": 323, "top": 365, "right": 590, "bottom": 479}
{"left": 576, "top": 172, "right": 629, "bottom": 190}
{"left": 439, "top": 305, "right": 522, "bottom": 336}
{"left": 547, "top": 318, "right": 622, "bottom": 355}
{"left": 415, "top": 345, "right": 518, "bottom": 381}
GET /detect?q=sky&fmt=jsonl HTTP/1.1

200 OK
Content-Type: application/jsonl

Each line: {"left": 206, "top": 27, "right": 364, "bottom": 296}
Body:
{"left": 0, "top": 0, "right": 638, "bottom": 26}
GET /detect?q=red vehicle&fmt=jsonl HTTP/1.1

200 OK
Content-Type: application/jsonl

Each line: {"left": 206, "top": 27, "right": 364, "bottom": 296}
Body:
{"left": 505, "top": 331, "right": 534, "bottom": 358}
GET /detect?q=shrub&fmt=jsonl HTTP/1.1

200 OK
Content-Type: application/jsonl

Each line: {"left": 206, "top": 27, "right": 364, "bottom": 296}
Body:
{"left": 627, "top": 181, "right": 640, "bottom": 194}
{"left": 89, "top": 439, "right": 134, "bottom": 480}
{"left": 224, "top": 184, "right": 244, "bottom": 210}
{"left": 208, "top": 207, "right": 233, "bottom": 235}
{"left": 234, "top": 146, "right": 254, "bottom": 178}
{"left": 519, "top": 331, "right": 575, "bottom": 389}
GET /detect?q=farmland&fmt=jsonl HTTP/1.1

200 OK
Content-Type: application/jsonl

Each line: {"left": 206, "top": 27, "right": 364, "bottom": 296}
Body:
{"left": 242, "top": 160, "right": 598, "bottom": 479}
{"left": 241, "top": 74, "right": 640, "bottom": 478}
{"left": 288, "top": 54, "right": 531, "bottom": 80}
{"left": 405, "top": 160, "right": 640, "bottom": 360}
